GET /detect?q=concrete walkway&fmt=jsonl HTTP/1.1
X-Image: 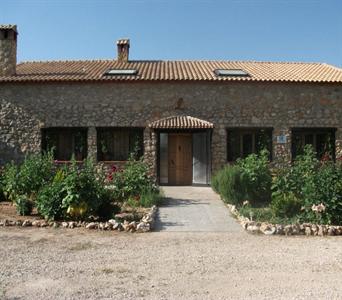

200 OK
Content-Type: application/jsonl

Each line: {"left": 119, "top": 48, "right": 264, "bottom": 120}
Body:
{"left": 155, "top": 186, "right": 242, "bottom": 232}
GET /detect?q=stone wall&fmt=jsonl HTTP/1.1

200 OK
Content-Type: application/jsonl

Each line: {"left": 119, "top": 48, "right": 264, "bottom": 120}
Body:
{"left": 0, "top": 81, "right": 341, "bottom": 176}
{"left": 0, "top": 28, "right": 17, "bottom": 76}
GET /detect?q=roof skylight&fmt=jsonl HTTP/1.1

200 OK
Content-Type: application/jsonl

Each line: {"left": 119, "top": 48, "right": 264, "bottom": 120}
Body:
{"left": 104, "top": 69, "right": 138, "bottom": 76}
{"left": 214, "top": 69, "right": 249, "bottom": 77}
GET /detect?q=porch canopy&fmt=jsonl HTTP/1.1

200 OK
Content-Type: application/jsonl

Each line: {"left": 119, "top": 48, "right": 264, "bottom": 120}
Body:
{"left": 149, "top": 116, "right": 214, "bottom": 129}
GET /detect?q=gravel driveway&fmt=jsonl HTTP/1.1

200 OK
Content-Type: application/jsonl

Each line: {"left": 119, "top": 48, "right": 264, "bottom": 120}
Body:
{"left": 1, "top": 227, "right": 342, "bottom": 300}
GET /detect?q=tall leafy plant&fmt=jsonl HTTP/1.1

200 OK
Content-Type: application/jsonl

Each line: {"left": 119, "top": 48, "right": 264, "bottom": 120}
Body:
{"left": 212, "top": 150, "right": 272, "bottom": 206}
{"left": 110, "top": 154, "right": 157, "bottom": 202}
{"left": 272, "top": 145, "right": 342, "bottom": 224}
{"left": 300, "top": 161, "right": 342, "bottom": 224}
{"left": 62, "top": 158, "right": 103, "bottom": 219}
{"left": 211, "top": 165, "right": 247, "bottom": 205}
{"left": 2, "top": 152, "right": 55, "bottom": 202}
{"left": 36, "top": 169, "right": 67, "bottom": 220}
{"left": 272, "top": 145, "right": 318, "bottom": 199}
{"left": 237, "top": 149, "right": 272, "bottom": 205}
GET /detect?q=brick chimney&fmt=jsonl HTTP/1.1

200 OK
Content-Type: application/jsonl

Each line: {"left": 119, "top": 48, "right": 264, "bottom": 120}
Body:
{"left": 117, "top": 38, "right": 130, "bottom": 62}
{"left": 0, "top": 25, "right": 17, "bottom": 76}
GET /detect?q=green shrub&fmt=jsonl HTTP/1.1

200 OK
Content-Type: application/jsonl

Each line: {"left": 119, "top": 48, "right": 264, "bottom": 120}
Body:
{"left": 211, "top": 165, "right": 246, "bottom": 205}
{"left": 36, "top": 160, "right": 118, "bottom": 221}
{"left": 125, "top": 188, "right": 161, "bottom": 209}
{"left": 300, "top": 161, "right": 342, "bottom": 225}
{"left": 212, "top": 150, "right": 272, "bottom": 206}
{"left": 211, "top": 169, "right": 220, "bottom": 194}
{"left": 15, "top": 195, "right": 33, "bottom": 216}
{"left": 2, "top": 163, "right": 19, "bottom": 201}
{"left": 231, "top": 146, "right": 342, "bottom": 225}
{"left": 111, "top": 155, "right": 157, "bottom": 202}
{"left": 2, "top": 152, "right": 54, "bottom": 202}
{"left": 139, "top": 187, "right": 162, "bottom": 208}
{"left": 95, "top": 200, "right": 120, "bottom": 221}
{"left": 18, "top": 152, "right": 54, "bottom": 197}
{"left": 61, "top": 159, "right": 112, "bottom": 220}
{"left": 271, "top": 193, "right": 302, "bottom": 219}
{"left": 237, "top": 149, "right": 272, "bottom": 205}
{"left": 0, "top": 188, "right": 4, "bottom": 202}
{"left": 2, "top": 151, "right": 159, "bottom": 221}
{"left": 0, "top": 172, "right": 5, "bottom": 202}
{"left": 126, "top": 196, "right": 140, "bottom": 208}
{"left": 272, "top": 146, "right": 342, "bottom": 225}
{"left": 36, "top": 170, "right": 66, "bottom": 220}
{"left": 272, "top": 145, "right": 318, "bottom": 199}
{"left": 94, "top": 187, "right": 119, "bottom": 220}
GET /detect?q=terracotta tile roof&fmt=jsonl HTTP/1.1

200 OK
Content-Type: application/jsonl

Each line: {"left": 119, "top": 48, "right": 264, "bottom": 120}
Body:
{"left": 149, "top": 116, "right": 214, "bottom": 129}
{"left": 1, "top": 59, "right": 342, "bottom": 83}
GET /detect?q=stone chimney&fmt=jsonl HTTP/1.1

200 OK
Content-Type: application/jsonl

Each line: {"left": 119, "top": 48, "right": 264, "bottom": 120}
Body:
{"left": 0, "top": 25, "right": 17, "bottom": 76}
{"left": 117, "top": 38, "right": 130, "bottom": 62}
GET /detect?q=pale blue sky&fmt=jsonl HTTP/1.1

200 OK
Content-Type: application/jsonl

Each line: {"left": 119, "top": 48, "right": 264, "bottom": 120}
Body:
{"left": 1, "top": 0, "right": 341, "bottom": 67}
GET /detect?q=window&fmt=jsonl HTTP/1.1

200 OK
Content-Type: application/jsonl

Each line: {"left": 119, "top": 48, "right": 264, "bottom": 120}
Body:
{"left": 214, "top": 69, "right": 249, "bottom": 77}
{"left": 103, "top": 69, "right": 138, "bottom": 76}
{"left": 42, "top": 128, "right": 87, "bottom": 161}
{"left": 227, "top": 128, "right": 272, "bottom": 162}
{"left": 291, "top": 128, "right": 336, "bottom": 160}
{"left": 97, "top": 128, "right": 144, "bottom": 161}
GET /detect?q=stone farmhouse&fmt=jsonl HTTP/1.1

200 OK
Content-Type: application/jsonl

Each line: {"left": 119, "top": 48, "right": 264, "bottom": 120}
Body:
{"left": 0, "top": 25, "right": 342, "bottom": 185}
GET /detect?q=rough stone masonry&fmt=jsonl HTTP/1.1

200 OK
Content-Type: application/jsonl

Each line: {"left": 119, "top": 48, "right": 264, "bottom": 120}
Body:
{"left": 0, "top": 81, "right": 341, "bottom": 173}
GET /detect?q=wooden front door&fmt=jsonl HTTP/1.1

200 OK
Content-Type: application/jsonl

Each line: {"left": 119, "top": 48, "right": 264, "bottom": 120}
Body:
{"left": 168, "top": 133, "right": 192, "bottom": 185}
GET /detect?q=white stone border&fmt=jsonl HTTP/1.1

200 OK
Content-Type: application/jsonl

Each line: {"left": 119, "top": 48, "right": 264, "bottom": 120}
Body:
{"left": 227, "top": 204, "right": 342, "bottom": 236}
{"left": 0, "top": 205, "right": 158, "bottom": 233}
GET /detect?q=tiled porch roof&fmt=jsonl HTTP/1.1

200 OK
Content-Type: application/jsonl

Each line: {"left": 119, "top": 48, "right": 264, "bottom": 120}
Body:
{"left": 149, "top": 116, "right": 214, "bottom": 129}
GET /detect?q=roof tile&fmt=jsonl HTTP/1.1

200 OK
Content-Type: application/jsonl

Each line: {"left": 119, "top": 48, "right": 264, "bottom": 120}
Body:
{"left": 1, "top": 60, "right": 342, "bottom": 83}
{"left": 149, "top": 116, "right": 214, "bottom": 129}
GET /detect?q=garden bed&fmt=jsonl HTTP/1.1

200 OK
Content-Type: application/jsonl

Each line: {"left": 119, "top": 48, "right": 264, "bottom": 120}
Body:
{"left": 212, "top": 146, "right": 342, "bottom": 236}
{"left": 0, "top": 201, "right": 157, "bottom": 232}
{"left": 0, "top": 151, "right": 161, "bottom": 233}
{"left": 227, "top": 204, "right": 342, "bottom": 236}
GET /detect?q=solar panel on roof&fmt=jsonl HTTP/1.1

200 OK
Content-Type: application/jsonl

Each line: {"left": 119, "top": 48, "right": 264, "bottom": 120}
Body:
{"left": 214, "top": 69, "right": 249, "bottom": 77}
{"left": 104, "top": 69, "right": 137, "bottom": 76}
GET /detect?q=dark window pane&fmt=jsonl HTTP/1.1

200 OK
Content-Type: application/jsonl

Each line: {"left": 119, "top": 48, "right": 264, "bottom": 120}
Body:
{"left": 43, "top": 130, "right": 58, "bottom": 158}
{"left": 58, "top": 132, "right": 72, "bottom": 160}
{"left": 242, "top": 134, "right": 253, "bottom": 158}
{"left": 316, "top": 132, "right": 334, "bottom": 160}
{"left": 304, "top": 134, "right": 314, "bottom": 146}
{"left": 256, "top": 130, "right": 272, "bottom": 151}
{"left": 227, "top": 128, "right": 272, "bottom": 161}
{"left": 74, "top": 130, "right": 87, "bottom": 160}
{"left": 291, "top": 132, "right": 304, "bottom": 159}
{"left": 227, "top": 130, "right": 240, "bottom": 161}
{"left": 292, "top": 129, "right": 336, "bottom": 161}
{"left": 129, "top": 130, "right": 144, "bottom": 158}
{"left": 42, "top": 128, "right": 87, "bottom": 161}
{"left": 113, "top": 130, "right": 129, "bottom": 161}
{"left": 97, "top": 128, "right": 144, "bottom": 161}
{"left": 98, "top": 131, "right": 112, "bottom": 161}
